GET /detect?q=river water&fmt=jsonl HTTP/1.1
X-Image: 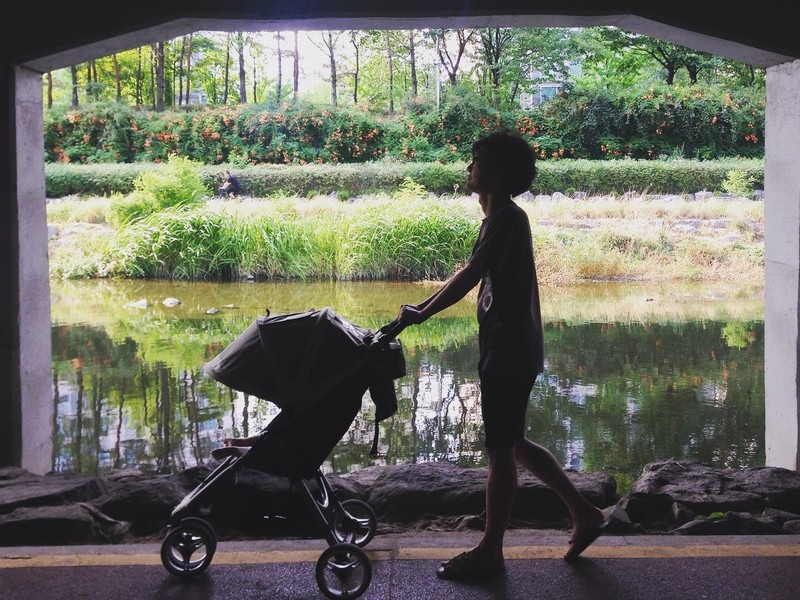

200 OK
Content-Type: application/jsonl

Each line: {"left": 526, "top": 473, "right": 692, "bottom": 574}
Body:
{"left": 49, "top": 279, "right": 764, "bottom": 493}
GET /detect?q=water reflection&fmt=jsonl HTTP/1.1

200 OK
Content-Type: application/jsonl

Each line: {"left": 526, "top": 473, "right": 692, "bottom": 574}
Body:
{"left": 50, "top": 280, "right": 764, "bottom": 493}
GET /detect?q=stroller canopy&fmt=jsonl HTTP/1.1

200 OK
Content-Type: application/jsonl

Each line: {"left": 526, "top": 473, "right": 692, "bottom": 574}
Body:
{"left": 204, "top": 308, "right": 404, "bottom": 418}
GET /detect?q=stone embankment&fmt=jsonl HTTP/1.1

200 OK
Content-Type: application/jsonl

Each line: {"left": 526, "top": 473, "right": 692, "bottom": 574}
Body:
{"left": 1, "top": 459, "right": 800, "bottom": 546}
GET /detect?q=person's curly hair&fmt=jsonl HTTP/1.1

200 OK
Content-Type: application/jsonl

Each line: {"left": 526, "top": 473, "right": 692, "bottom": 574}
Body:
{"left": 472, "top": 131, "right": 537, "bottom": 197}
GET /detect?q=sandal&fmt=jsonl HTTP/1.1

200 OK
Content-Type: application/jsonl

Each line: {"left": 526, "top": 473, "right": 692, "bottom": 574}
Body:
{"left": 436, "top": 548, "right": 505, "bottom": 580}
{"left": 564, "top": 513, "right": 614, "bottom": 561}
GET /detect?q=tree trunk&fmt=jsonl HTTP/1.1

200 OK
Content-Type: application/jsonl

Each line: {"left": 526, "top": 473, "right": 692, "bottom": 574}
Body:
{"left": 351, "top": 32, "right": 359, "bottom": 104}
{"left": 325, "top": 32, "right": 338, "bottom": 107}
{"left": 293, "top": 31, "right": 300, "bottom": 98}
{"left": 85, "top": 63, "right": 92, "bottom": 101}
{"left": 252, "top": 60, "right": 257, "bottom": 104}
{"left": 177, "top": 37, "right": 186, "bottom": 105}
{"left": 70, "top": 65, "right": 79, "bottom": 107}
{"left": 155, "top": 42, "right": 165, "bottom": 112}
{"left": 409, "top": 30, "right": 418, "bottom": 99}
{"left": 112, "top": 54, "right": 122, "bottom": 102}
{"left": 135, "top": 47, "right": 143, "bottom": 106}
{"left": 186, "top": 34, "right": 193, "bottom": 103}
{"left": 386, "top": 31, "right": 394, "bottom": 114}
{"left": 46, "top": 72, "right": 53, "bottom": 109}
{"left": 237, "top": 34, "right": 247, "bottom": 104}
{"left": 223, "top": 34, "right": 231, "bottom": 104}
{"left": 276, "top": 32, "right": 283, "bottom": 105}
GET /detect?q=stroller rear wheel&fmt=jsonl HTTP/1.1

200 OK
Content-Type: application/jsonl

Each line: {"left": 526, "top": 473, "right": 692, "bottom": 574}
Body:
{"left": 160, "top": 517, "right": 217, "bottom": 577}
{"left": 315, "top": 543, "right": 372, "bottom": 600}
{"left": 333, "top": 499, "right": 377, "bottom": 547}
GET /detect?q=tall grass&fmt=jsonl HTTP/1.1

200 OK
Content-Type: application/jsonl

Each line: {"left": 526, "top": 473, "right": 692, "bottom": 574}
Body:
{"left": 47, "top": 194, "right": 764, "bottom": 283}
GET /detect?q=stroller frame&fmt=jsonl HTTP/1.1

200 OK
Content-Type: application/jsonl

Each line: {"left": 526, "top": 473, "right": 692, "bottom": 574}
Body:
{"left": 161, "top": 451, "right": 378, "bottom": 599}
{"left": 160, "top": 315, "right": 405, "bottom": 600}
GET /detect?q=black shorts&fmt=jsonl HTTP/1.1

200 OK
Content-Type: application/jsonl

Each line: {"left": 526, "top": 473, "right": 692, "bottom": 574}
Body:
{"left": 480, "top": 373, "right": 536, "bottom": 449}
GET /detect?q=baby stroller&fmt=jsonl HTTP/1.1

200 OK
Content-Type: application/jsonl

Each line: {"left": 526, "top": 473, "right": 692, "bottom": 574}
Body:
{"left": 160, "top": 308, "right": 405, "bottom": 600}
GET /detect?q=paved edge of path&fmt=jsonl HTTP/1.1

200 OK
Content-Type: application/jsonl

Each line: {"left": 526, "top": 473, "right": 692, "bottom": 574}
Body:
{"left": 2, "top": 532, "right": 800, "bottom": 568}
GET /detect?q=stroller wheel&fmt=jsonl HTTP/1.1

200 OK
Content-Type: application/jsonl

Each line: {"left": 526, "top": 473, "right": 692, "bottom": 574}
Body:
{"left": 334, "top": 499, "right": 377, "bottom": 547}
{"left": 315, "top": 543, "right": 372, "bottom": 600}
{"left": 160, "top": 517, "right": 217, "bottom": 577}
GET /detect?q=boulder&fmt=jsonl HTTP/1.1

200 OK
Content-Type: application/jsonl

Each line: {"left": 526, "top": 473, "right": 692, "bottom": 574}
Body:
{"left": 358, "top": 462, "right": 617, "bottom": 526}
{"left": 620, "top": 459, "right": 800, "bottom": 527}
{"left": 0, "top": 503, "right": 128, "bottom": 545}
{"left": 0, "top": 469, "right": 105, "bottom": 515}
{"left": 97, "top": 477, "right": 185, "bottom": 535}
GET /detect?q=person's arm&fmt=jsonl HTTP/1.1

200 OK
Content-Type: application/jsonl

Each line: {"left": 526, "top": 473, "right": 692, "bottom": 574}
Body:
{"left": 400, "top": 261, "right": 482, "bottom": 325}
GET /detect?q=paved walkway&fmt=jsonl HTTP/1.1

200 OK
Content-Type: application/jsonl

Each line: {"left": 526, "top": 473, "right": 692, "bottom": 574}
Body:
{"left": 2, "top": 531, "right": 799, "bottom": 599}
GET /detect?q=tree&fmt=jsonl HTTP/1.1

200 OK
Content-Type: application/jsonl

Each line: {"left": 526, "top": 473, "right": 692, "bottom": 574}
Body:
{"left": 292, "top": 31, "right": 300, "bottom": 98}
{"left": 223, "top": 34, "right": 232, "bottom": 103}
{"left": 478, "top": 28, "right": 513, "bottom": 107}
{"left": 70, "top": 64, "right": 79, "bottom": 107}
{"left": 429, "top": 28, "right": 476, "bottom": 86}
{"left": 386, "top": 31, "right": 395, "bottom": 113}
{"left": 590, "top": 27, "right": 694, "bottom": 86}
{"left": 153, "top": 42, "right": 165, "bottom": 112}
{"left": 408, "top": 30, "right": 419, "bottom": 99}
{"left": 112, "top": 54, "right": 122, "bottom": 102}
{"left": 185, "top": 34, "right": 193, "bottom": 103}
{"left": 349, "top": 30, "right": 365, "bottom": 105}
{"left": 176, "top": 37, "right": 187, "bottom": 105}
{"left": 311, "top": 31, "right": 343, "bottom": 107}
{"left": 235, "top": 33, "right": 247, "bottom": 104}
{"left": 274, "top": 32, "right": 284, "bottom": 104}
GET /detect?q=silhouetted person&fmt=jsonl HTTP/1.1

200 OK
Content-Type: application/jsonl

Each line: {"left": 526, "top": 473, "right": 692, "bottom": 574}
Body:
{"left": 398, "top": 131, "right": 609, "bottom": 580}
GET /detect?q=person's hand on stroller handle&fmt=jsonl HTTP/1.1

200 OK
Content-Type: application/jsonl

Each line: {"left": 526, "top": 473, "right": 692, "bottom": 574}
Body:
{"left": 398, "top": 303, "right": 426, "bottom": 325}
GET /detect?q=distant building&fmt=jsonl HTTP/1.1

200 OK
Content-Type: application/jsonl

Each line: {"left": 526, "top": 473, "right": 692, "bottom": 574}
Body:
{"left": 186, "top": 88, "right": 208, "bottom": 105}
{"left": 519, "top": 60, "right": 581, "bottom": 110}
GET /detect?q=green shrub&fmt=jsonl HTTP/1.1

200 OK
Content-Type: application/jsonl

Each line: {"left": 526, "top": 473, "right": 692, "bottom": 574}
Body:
{"left": 47, "top": 157, "right": 765, "bottom": 200}
{"left": 722, "top": 169, "right": 757, "bottom": 197}
{"left": 109, "top": 155, "right": 209, "bottom": 225}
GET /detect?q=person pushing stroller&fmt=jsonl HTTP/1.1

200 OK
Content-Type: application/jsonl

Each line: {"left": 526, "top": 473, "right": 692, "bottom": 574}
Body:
{"left": 397, "top": 131, "right": 609, "bottom": 580}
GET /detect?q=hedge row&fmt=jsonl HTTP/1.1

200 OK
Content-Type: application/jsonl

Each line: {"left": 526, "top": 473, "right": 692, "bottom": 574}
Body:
{"left": 45, "top": 158, "right": 765, "bottom": 199}
{"left": 43, "top": 85, "right": 765, "bottom": 167}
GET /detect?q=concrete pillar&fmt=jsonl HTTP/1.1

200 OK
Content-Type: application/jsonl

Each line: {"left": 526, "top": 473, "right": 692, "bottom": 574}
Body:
{"left": 8, "top": 67, "right": 53, "bottom": 474}
{"left": 765, "top": 59, "right": 800, "bottom": 470}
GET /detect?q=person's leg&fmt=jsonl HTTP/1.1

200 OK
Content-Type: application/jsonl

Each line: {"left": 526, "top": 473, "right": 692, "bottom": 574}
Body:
{"left": 514, "top": 438, "right": 605, "bottom": 554}
{"left": 476, "top": 445, "right": 516, "bottom": 562}
{"left": 436, "top": 447, "right": 511, "bottom": 578}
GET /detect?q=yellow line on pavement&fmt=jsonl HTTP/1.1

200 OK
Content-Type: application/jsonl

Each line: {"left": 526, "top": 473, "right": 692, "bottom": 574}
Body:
{"left": 1, "top": 543, "right": 798, "bottom": 569}
{"left": 399, "top": 544, "right": 800, "bottom": 561}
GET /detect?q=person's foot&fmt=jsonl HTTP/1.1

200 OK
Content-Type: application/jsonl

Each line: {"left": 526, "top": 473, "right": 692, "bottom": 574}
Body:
{"left": 564, "top": 508, "right": 613, "bottom": 561}
{"left": 436, "top": 547, "right": 505, "bottom": 580}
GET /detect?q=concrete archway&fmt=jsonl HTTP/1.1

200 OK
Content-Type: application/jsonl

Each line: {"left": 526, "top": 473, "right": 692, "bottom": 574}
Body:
{"left": 2, "top": 2, "right": 800, "bottom": 473}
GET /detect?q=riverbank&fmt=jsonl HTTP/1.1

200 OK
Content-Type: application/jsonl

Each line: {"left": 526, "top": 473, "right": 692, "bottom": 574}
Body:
{"left": 2, "top": 459, "right": 799, "bottom": 547}
{"left": 47, "top": 193, "right": 764, "bottom": 284}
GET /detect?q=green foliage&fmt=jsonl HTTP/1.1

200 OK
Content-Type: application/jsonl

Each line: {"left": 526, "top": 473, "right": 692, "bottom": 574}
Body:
{"left": 108, "top": 155, "right": 209, "bottom": 225}
{"left": 43, "top": 83, "right": 765, "bottom": 169}
{"left": 48, "top": 158, "right": 764, "bottom": 199}
{"left": 112, "top": 207, "right": 243, "bottom": 279}
{"left": 529, "top": 84, "right": 764, "bottom": 160}
{"left": 394, "top": 176, "right": 427, "bottom": 199}
{"left": 340, "top": 200, "right": 478, "bottom": 280}
{"left": 722, "top": 169, "right": 757, "bottom": 197}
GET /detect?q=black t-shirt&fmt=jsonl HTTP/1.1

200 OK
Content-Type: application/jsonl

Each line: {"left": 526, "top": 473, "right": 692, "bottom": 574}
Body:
{"left": 227, "top": 175, "right": 242, "bottom": 194}
{"left": 468, "top": 202, "right": 544, "bottom": 379}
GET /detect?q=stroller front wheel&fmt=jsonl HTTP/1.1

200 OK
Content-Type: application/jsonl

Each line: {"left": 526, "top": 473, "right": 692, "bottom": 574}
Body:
{"left": 315, "top": 543, "right": 372, "bottom": 600}
{"left": 160, "top": 517, "right": 217, "bottom": 577}
{"left": 333, "top": 499, "right": 377, "bottom": 547}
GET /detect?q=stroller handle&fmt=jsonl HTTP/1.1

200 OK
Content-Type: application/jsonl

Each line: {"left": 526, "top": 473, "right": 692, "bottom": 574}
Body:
{"left": 372, "top": 318, "right": 406, "bottom": 345}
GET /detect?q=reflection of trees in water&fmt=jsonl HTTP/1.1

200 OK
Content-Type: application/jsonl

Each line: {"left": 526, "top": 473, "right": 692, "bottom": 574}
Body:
{"left": 49, "top": 317, "right": 766, "bottom": 487}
